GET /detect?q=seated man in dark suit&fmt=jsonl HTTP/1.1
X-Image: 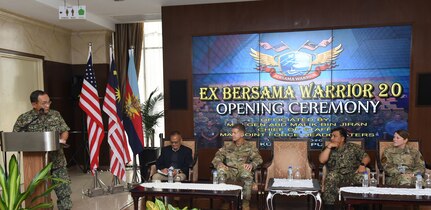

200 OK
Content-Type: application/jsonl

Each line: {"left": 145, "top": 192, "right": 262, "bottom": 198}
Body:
{"left": 152, "top": 131, "right": 193, "bottom": 181}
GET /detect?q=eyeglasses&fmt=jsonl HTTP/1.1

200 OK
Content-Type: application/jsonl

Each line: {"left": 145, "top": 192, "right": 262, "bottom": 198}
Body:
{"left": 40, "top": 101, "right": 52, "bottom": 106}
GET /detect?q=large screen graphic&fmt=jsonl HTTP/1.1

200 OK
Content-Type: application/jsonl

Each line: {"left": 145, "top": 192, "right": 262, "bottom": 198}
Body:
{"left": 192, "top": 26, "right": 411, "bottom": 150}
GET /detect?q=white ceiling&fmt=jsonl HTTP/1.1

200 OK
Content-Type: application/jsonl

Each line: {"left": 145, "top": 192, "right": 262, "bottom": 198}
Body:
{"left": 0, "top": 0, "right": 254, "bottom": 31}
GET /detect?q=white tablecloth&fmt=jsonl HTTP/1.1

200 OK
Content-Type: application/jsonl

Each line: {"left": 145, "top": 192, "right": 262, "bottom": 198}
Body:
{"left": 340, "top": 186, "right": 431, "bottom": 196}
{"left": 140, "top": 182, "right": 243, "bottom": 191}
{"left": 272, "top": 179, "right": 314, "bottom": 188}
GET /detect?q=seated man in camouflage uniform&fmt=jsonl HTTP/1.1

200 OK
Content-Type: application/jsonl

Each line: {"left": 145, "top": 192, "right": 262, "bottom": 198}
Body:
{"left": 381, "top": 129, "right": 425, "bottom": 186}
{"left": 319, "top": 127, "right": 370, "bottom": 209}
{"left": 212, "top": 123, "right": 262, "bottom": 210}
{"left": 13, "top": 90, "right": 72, "bottom": 210}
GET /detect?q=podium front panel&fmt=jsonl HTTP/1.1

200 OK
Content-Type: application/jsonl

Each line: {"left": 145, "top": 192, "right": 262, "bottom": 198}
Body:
{"left": 1, "top": 131, "right": 59, "bottom": 152}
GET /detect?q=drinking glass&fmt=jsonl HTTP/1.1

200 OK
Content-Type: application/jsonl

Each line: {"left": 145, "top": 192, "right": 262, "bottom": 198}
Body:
{"left": 425, "top": 173, "right": 431, "bottom": 189}
{"left": 369, "top": 172, "right": 378, "bottom": 187}
{"left": 219, "top": 175, "right": 226, "bottom": 184}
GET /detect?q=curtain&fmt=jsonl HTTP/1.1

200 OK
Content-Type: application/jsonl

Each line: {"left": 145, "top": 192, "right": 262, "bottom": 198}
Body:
{"left": 114, "top": 23, "right": 144, "bottom": 101}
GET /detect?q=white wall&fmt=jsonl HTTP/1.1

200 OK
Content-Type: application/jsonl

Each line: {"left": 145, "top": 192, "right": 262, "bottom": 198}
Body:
{"left": 0, "top": 10, "right": 71, "bottom": 63}
{"left": 0, "top": 52, "right": 44, "bottom": 171}
{"left": 0, "top": 9, "right": 112, "bottom": 65}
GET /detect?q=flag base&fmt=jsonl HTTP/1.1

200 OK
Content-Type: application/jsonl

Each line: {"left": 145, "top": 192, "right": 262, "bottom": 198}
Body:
{"left": 83, "top": 170, "right": 107, "bottom": 197}
{"left": 109, "top": 176, "right": 124, "bottom": 193}
{"left": 109, "top": 185, "right": 124, "bottom": 194}
{"left": 84, "top": 187, "right": 105, "bottom": 197}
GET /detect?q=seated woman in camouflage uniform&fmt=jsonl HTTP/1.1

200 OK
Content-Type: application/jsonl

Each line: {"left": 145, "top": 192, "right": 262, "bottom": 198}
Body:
{"left": 381, "top": 129, "right": 425, "bottom": 186}
{"left": 319, "top": 127, "right": 370, "bottom": 209}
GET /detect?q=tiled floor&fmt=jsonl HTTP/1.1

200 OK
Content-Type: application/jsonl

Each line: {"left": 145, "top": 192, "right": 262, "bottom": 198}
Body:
{"left": 51, "top": 166, "right": 135, "bottom": 210}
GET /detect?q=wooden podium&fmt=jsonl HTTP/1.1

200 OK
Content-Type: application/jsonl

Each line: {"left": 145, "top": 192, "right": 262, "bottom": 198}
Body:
{"left": 1, "top": 131, "right": 60, "bottom": 208}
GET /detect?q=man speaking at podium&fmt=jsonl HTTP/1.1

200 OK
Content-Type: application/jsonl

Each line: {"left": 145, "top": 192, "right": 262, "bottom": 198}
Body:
{"left": 13, "top": 90, "right": 72, "bottom": 210}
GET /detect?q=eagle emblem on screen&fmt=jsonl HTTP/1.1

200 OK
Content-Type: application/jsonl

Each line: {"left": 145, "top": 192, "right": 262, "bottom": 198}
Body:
{"left": 250, "top": 38, "right": 343, "bottom": 82}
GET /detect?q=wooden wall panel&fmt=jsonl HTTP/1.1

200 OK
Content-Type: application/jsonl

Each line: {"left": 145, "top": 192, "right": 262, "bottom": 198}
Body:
{"left": 162, "top": 0, "right": 431, "bottom": 163}
{"left": 43, "top": 61, "right": 76, "bottom": 167}
{"left": 70, "top": 64, "right": 109, "bottom": 168}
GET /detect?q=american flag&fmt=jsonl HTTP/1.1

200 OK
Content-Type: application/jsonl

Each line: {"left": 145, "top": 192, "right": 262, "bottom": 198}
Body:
{"left": 103, "top": 48, "right": 131, "bottom": 181}
{"left": 79, "top": 45, "right": 105, "bottom": 173}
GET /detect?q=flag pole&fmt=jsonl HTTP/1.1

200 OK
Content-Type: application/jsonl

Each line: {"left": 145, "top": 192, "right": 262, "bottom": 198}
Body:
{"left": 128, "top": 45, "right": 143, "bottom": 187}
{"left": 107, "top": 43, "right": 125, "bottom": 194}
{"left": 123, "top": 45, "right": 145, "bottom": 187}
{"left": 297, "top": 40, "right": 309, "bottom": 51}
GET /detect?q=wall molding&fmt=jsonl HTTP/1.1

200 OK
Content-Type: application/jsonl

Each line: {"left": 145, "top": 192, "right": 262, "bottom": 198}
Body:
{"left": 0, "top": 48, "right": 44, "bottom": 60}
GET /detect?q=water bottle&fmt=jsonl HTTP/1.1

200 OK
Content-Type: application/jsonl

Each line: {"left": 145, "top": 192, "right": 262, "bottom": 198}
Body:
{"left": 212, "top": 170, "right": 218, "bottom": 184}
{"left": 288, "top": 166, "right": 293, "bottom": 180}
{"left": 416, "top": 173, "right": 423, "bottom": 189}
{"left": 425, "top": 173, "right": 431, "bottom": 188}
{"left": 294, "top": 167, "right": 301, "bottom": 179}
{"left": 362, "top": 171, "right": 369, "bottom": 187}
{"left": 168, "top": 167, "right": 174, "bottom": 183}
{"left": 398, "top": 165, "right": 406, "bottom": 174}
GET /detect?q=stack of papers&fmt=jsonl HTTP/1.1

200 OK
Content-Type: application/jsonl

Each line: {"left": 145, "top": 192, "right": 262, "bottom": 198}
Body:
{"left": 157, "top": 169, "right": 168, "bottom": 176}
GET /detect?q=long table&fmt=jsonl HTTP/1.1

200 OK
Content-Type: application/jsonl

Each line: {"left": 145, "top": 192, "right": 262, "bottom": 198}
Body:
{"left": 340, "top": 187, "right": 431, "bottom": 209}
{"left": 130, "top": 182, "right": 242, "bottom": 210}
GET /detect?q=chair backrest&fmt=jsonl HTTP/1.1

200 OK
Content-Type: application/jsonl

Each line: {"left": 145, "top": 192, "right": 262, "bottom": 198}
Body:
{"left": 377, "top": 139, "right": 419, "bottom": 160}
{"left": 259, "top": 139, "right": 273, "bottom": 165}
{"left": 196, "top": 148, "right": 219, "bottom": 181}
{"left": 323, "top": 138, "right": 371, "bottom": 168}
{"left": 196, "top": 138, "right": 259, "bottom": 181}
{"left": 161, "top": 137, "right": 198, "bottom": 181}
{"left": 162, "top": 137, "right": 197, "bottom": 158}
{"left": 266, "top": 139, "right": 312, "bottom": 188}
{"left": 376, "top": 139, "right": 420, "bottom": 184}
{"left": 223, "top": 138, "right": 272, "bottom": 164}
{"left": 320, "top": 138, "right": 367, "bottom": 192}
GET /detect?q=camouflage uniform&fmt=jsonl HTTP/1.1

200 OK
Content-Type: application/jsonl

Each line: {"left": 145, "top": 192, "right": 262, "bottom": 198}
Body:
{"left": 322, "top": 142, "right": 368, "bottom": 205}
{"left": 381, "top": 145, "right": 425, "bottom": 186}
{"left": 211, "top": 141, "right": 263, "bottom": 200}
{"left": 13, "top": 109, "right": 72, "bottom": 210}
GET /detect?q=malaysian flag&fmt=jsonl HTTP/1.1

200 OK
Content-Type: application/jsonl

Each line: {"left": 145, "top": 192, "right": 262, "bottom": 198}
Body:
{"left": 103, "top": 47, "right": 131, "bottom": 181}
{"left": 79, "top": 44, "right": 105, "bottom": 173}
